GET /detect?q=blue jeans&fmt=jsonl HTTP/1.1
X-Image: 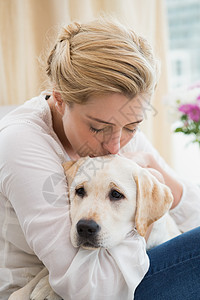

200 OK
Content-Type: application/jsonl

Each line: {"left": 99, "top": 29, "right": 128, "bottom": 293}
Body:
{"left": 134, "top": 227, "right": 200, "bottom": 300}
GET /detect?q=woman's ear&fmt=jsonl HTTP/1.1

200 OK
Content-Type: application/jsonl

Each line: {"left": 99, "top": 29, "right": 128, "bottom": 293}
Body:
{"left": 53, "top": 90, "right": 66, "bottom": 116}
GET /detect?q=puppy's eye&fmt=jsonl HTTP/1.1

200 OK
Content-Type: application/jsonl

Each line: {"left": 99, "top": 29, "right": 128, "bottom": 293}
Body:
{"left": 75, "top": 187, "right": 86, "bottom": 198}
{"left": 109, "top": 189, "right": 125, "bottom": 201}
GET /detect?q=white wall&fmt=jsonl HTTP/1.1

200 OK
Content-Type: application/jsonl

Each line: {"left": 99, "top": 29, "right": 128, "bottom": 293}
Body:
{"left": 171, "top": 133, "right": 200, "bottom": 184}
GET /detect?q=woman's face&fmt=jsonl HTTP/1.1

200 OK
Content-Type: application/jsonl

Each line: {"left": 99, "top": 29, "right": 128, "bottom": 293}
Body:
{"left": 62, "top": 93, "right": 146, "bottom": 157}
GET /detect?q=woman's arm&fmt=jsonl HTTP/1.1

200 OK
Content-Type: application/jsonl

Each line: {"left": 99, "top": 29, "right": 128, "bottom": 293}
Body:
{"left": 0, "top": 124, "right": 149, "bottom": 299}
{"left": 143, "top": 152, "right": 183, "bottom": 209}
{"left": 120, "top": 131, "right": 200, "bottom": 232}
{"left": 150, "top": 157, "right": 183, "bottom": 209}
{"left": 121, "top": 151, "right": 183, "bottom": 209}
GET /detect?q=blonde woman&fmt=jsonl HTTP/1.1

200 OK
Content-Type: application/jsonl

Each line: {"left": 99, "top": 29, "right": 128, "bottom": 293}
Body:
{"left": 0, "top": 18, "right": 200, "bottom": 300}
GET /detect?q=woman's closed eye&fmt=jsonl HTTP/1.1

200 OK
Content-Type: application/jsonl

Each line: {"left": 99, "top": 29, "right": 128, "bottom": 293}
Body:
{"left": 124, "top": 124, "right": 140, "bottom": 134}
{"left": 90, "top": 125, "right": 139, "bottom": 134}
{"left": 90, "top": 126, "right": 104, "bottom": 134}
{"left": 90, "top": 126, "right": 111, "bottom": 134}
{"left": 125, "top": 127, "right": 137, "bottom": 133}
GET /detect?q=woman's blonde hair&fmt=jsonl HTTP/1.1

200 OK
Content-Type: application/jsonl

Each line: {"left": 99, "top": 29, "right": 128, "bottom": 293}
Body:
{"left": 46, "top": 17, "right": 159, "bottom": 105}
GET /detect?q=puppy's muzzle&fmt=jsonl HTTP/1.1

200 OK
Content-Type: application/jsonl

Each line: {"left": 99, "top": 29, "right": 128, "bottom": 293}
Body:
{"left": 77, "top": 219, "right": 100, "bottom": 238}
{"left": 76, "top": 219, "right": 101, "bottom": 248}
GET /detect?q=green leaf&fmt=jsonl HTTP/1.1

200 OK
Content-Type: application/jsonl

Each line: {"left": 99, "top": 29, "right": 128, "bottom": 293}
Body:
{"left": 181, "top": 114, "right": 188, "bottom": 121}
{"left": 174, "top": 128, "right": 184, "bottom": 133}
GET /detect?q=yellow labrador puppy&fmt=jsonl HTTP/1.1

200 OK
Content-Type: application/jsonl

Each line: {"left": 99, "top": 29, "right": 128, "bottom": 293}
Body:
{"left": 9, "top": 155, "right": 180, "bottom": 300}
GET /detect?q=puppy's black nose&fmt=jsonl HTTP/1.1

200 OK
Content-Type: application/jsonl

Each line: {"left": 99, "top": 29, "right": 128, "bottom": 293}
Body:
{"left": 77, "top": 219, "right": 100, "bottom": 238}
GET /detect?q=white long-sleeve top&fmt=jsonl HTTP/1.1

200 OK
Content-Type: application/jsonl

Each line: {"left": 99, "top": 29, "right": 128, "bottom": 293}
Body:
{"left": 0, "top": 92, "right": 200, "bottom": 300}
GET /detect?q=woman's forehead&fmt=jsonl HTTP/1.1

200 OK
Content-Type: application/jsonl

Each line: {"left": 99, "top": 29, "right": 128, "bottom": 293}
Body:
{"left": 74, "top": 93, "right": 146, "bottom": 123}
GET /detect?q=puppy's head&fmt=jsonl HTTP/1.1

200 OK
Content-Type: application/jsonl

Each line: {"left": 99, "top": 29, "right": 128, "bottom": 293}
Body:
{"left": 63, "top": 155, "right": 173, "bottom": 250}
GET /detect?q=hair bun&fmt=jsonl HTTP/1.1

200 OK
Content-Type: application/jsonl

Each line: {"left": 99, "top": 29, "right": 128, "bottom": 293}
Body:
{"left": 59, "top": 22, "right": 81, "bottom": 42}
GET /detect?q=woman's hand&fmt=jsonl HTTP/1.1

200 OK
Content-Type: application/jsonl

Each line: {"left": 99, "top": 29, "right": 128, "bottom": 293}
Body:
{"left": 121, "top": 151, "right": 183, "bottom": 209}
{"left": 121, "top": 152, "right": 165, "bottom": 183}
{"left": 120, "top": 151, "right": 153, "bottom": 169}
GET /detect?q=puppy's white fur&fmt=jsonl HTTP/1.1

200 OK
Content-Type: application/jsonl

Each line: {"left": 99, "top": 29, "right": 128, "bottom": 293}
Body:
{"left": 10, "top": 155, "right": 180, "bottom": 300}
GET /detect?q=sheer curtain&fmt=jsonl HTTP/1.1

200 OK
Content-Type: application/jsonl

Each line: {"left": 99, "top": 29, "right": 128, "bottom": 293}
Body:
{"left": 0, "top": 0, "right": 172, "bottom": 163}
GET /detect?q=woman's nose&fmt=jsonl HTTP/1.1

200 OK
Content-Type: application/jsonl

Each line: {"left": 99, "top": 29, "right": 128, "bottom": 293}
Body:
{"left": 102, "top": 130, "right": 121, "bottom": 154}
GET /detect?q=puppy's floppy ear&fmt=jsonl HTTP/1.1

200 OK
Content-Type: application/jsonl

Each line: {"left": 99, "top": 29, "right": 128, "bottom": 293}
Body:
{"left": 63, "top": 161, "right": 77, "bottom": 172}
{"left": 133, "top": 168, "right": 173, "bottom": 237}
{"left": 62, "top": 157, "right": 88, "bottom": 186}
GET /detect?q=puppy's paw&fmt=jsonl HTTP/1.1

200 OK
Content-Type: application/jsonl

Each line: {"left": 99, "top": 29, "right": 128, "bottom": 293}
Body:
{"left": 30, "top": 275, "right": 62, "bottom": 300}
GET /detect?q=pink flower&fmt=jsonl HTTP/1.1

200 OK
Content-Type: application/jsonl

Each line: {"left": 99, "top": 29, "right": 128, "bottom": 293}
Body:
{"left": 179, "top": 104, "right": 200, "bottom": 122}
